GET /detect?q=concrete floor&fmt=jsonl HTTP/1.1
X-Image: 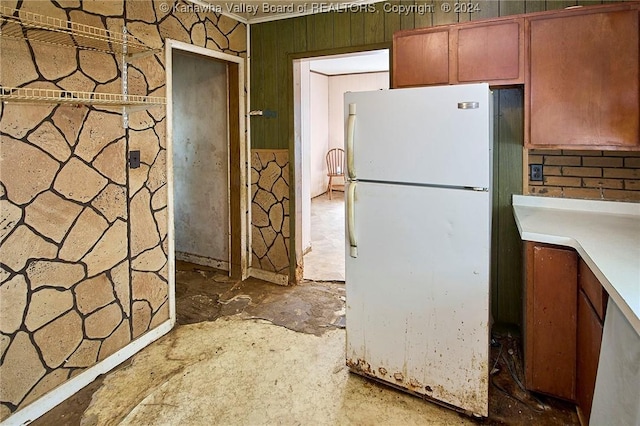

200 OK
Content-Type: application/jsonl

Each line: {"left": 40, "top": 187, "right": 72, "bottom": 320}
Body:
{"left": 303, "top": 193, "right": 345, "bottom": 282}
{"left": 33, "top": 262, "right": 578, "bottom": 426}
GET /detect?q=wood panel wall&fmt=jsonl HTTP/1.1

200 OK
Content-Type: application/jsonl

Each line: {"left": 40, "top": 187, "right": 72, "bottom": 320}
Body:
{"left": 250, "top": 0, "right": 610, "bottom": 326}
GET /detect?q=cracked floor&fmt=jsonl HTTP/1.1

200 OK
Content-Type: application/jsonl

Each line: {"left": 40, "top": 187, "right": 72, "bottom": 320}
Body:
{"left": 32, "top": 261, "right": 578, "bottom": 425}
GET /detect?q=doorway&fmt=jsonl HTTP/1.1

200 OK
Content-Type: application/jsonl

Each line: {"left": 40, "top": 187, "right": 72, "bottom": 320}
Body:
{"left": 165, "top": 40, "right": 247, "bottom": 322}
{"left": 293, "top": 50, "right": 389, "bottom": 282}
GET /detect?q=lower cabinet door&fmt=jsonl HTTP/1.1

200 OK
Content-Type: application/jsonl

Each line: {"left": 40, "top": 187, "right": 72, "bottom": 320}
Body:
{"left": 524, "top": 242, "right": 578, "bottom": 401}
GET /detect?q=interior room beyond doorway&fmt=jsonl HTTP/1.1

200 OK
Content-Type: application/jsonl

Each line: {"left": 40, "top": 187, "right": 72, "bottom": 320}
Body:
{"left": 296, "top": 50, "right": 389, "bottom": 281}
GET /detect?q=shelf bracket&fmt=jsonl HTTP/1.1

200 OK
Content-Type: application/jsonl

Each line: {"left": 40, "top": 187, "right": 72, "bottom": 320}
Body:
{"left": 121, "top": 25, "right": 129, "bottom": 129}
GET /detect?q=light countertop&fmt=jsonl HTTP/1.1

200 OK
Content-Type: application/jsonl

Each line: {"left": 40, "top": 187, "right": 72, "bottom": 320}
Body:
{"left": 512, "top": 195, "right": 640, "bottom": 335}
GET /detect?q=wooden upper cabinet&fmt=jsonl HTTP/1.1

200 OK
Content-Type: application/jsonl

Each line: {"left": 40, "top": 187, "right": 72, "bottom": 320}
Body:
{"left": 393, "top": 29, "right": 449, "bottom": 88}
{"left": 454, "top": 18, "right": 524, "bottom": 85}
{"left": 392, "top": 18, "right": 523, "bottom": 88}
{"left": 527, "top": 4, "right": 640, "bottom": 149}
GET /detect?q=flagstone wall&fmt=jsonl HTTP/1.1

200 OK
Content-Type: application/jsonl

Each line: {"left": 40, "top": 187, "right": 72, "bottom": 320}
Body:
{"left": 0, "top": 0, "right": 246, "bottom": 420}
{"left": 250, "top": 150, "right": 290, "bottom": 277}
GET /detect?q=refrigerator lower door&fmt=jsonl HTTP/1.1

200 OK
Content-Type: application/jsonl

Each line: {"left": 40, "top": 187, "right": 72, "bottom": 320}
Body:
{"left": 345, "top": 181, "right": 490, "bottom": 417}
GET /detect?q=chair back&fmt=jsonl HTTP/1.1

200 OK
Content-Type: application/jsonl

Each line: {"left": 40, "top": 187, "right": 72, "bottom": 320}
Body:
{"left": 326, "top": 148, "right": 345, "bottom": 176}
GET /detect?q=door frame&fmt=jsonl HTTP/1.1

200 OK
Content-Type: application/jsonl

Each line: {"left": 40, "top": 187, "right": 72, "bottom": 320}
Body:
{"left": 165, "top": 40, "right": 248, "bottom": 324}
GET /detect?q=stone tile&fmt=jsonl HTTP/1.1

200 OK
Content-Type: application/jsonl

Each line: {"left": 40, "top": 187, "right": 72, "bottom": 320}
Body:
{"left": 218, "top": 14, "right": 239, "bottom": 35}
{"left": 111, "top": 260, "right": 131, "bottom": 317}
{"left": 92, "top": 183, "right": 127, "bottom": 223}
{"left": 0, "top": 136, "right": 60, "bottom": 205}
{"left": 126, "top": 2, "right": 157, "bottom": 24}
{"left": 27, "top": 121, "right": 72, "bottom": 163}
{"left": 31, "top": 41, "right": 76, "bottom": 81}
{"left": 34, "top": 310, "right": 83, "bottom": 368}
{"left": 252, "top": 226, "right": 268, "bottom": 258}
{"left": 268, "top": 234, "right": 289, "bottom": 273}
{"left": 25, "top": 288, "right": 74, "bottom": 332}
{"left": 74, "top": 273, "right": 116, "bottom": 315}
{"left": 129, "top": 129, "right": 160, "bottom": 166}
{"left": 0, "top": 331, "right": 46, "bottom": 406}
{"left": 258, "top": 161, "right": 281, "bottom": 192}
{"left": 0, "top": 404, "right": 9, "bottom": 422}
{"left": 0, "top": 265, "right": 10, "bottom": 284}
{"left": 129, "top": 163, "right": 151, "bottom": 197}
{"left": 59, "top": 207, "right": 109, "bottom": 262}
{"left": 254, "top": 189, "right": 276, "bottom": 213}
{"left": 132, "top": 300, "right": 152, "bottom": 339}
{"left": 260, "top": 226, "right": 277, "bottom": 248}
{"left": 85, "top": 303, "right": 123, "bottom": 339}
{"left": 151, "top": 184, "right": 167, "bottom": 210}
{"left": 153, "top": 207, "right": 168, "bottom": 243}
{"left": 0, "top": 38, "right": 38, "bottom": 87}
{"left": 82, "top": 219, "right": 128, "bottom": 277}
{"left": 64, "top": 339, "right": 101, "bottom": 368}
{"left": 205, "top": 21, "right": 228, "bottom": 50}
{"left": 1, "top": 225, "right": 57, "bottom": 272}
{"left": 0, "top": 275, "right": 28, "bottom": 334}
{"left": 26, "top": 260, "right": 85, "bottom": 290}
{"left": 127, "top": 66, "right": 149, "bottom": 97}
{"left": 252, "top": 204, "right": 269, "bottom": 227}
{"left": 51, "top": 105, "right": 89, "bottom": 147}
{"left": 273, "top": 177, "right": 288, "bottom": 202}
{"left": 191, "top": 22, "right": 206, "bottom": 47}
{"left": 20, "top": 0, "right": 67, "bottom": 20}
{"left": 79, "top": 50, "right": 118, "bottom": 83}
{"left": 130, "top": 188, "right": 160, "bottom": 257}
{"left": 24, "top": 191, "right": 82, "bottom": 243}
{"left": 21, "top": 369, "right": 70, "bottom": 408}
{"left": 159, "top": 14, "right": 190, "bottom": 43}
{"left": 98, "top": 319, "right": 130, "bottom": 361}
{"left": 269, "top": 203, "right": 284, "bottom": 233}
{"left": 133, "top": 246, "right": 167, "bottom": 272}
{"left": 0, "top": 334, "right": 10, "bottom": 359}
{"left": 132, "top": 271, "right": 168, "bottom": 312}
{"left": 128, "top": 110, "right": 155, "bottom": 131}
{"left": 54, "top": 157, "right": 108, "bottom": 203}
{"left": 149, "top": 301, "right": 170, "bottom": 329}
{"left": 154, "top": 118, "right": 166, "bottom": 149}
{"left": 92, "top": 138, "right": 126, "bottom": 185}
{"left": 58, "top": 70, "right": 97, "bottom": 93}
{"left": 228, "top": 22, "right": 247, "bottom": 53}
{"left": 76, "top": 112, "right": 126, "bottom": 163}
{"left": 146, "top": 149, "right": 167, "bottom": 193}
{"left": 0, "top": 199, "right": 22, "bottom": 245}
{"left": 132, "top": 52, "right": 165, "bottom": 92}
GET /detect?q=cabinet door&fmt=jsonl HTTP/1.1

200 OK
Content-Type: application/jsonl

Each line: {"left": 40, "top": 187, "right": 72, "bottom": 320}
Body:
{"left": 393, "top": 29, "right": 449, "bottom": 88}
{"left": 527, "top": 7, "right": 640, "bottom": 149}
{"left": 455, "top": 19, "right": 523, "bottom": 85}
{"left": 524, "top": 242, "right": 578, "bottom": 401}
{"left": 576, "top": 290, "right": 604, "bottom": 424}
{"left": 578, "top": 259, "right": 608, "bottom": 322}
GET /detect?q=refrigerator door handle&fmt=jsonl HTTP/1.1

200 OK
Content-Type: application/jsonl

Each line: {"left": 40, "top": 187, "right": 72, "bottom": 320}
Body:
{"left": 347, "top": 103, "right": 356, "bottom": 179}
{"left": 347, "top": 182, "right": 358, "bottom": 258}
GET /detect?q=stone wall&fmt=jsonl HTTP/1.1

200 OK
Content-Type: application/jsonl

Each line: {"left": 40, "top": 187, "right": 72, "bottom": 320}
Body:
{"left": 251, "top": 150, "right": 290, "bottom": 278}
{"left": 0, "top": 0, "right": 246, "bottom": 420}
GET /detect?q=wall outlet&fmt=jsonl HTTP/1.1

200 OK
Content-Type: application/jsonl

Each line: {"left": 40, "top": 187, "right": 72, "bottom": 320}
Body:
{"left": 530, "top": 164, "right": 543, "bottom": 181}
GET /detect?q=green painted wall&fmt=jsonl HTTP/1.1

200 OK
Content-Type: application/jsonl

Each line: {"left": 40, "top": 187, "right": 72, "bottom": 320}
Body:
{"left": 249, "top": 0, "right": 606, "bottom": 326}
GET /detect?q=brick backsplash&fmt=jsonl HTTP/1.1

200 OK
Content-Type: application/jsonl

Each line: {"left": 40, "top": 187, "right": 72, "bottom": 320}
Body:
{"left": 528, "top": 150, "right": 640, "bottom": 202}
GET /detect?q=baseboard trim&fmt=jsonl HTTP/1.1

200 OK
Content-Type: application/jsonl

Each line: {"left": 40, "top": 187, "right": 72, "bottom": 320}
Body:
{"left": 248, "top": 268, "right": 289, "bottom": 286}
{"left": 176, "top": 252, "right": 229, "bottom": 271}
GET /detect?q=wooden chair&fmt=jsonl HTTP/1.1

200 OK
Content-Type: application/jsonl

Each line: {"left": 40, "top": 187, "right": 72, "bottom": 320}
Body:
{"left": 326, "top": 148, "right": 345, "bottom": 200}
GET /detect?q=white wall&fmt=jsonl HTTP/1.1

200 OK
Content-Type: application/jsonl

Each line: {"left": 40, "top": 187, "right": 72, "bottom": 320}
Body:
{"left": 328, "top": 72, "right": 389, "bottom": 151}
{"left": 309, "top": 71, "right": 330, "bottom": 198}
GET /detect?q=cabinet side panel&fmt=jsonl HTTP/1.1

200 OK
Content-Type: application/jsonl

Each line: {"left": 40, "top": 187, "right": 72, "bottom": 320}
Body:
{"left": 576, "top": 290, "right": 604, "bottom": 423}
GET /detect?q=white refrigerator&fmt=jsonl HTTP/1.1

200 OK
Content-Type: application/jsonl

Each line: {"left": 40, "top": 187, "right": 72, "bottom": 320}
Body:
{"left": 344, "top": 83, "right": 492, "bottom": 417}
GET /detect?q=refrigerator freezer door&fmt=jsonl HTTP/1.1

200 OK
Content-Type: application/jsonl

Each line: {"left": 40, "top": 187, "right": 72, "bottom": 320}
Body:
{"left": 344, "top": 83, "right": 491, "bottom": 189}
{"left": 345, "top": 181, "right": 490, "bottom": 416}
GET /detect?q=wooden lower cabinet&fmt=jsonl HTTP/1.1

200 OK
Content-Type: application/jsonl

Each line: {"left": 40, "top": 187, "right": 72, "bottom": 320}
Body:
{"left": 524, "top": 242, "right": 578, "bottom": 401}
{"left": 524, "top": 243, "right": 609, "bottom": 423}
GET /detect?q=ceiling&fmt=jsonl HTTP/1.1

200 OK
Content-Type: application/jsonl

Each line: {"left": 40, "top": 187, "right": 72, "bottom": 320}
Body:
{"left": 204, "top": 0, "right": 384, "bottom": 24}
{"left": 309, "top": 49, "right": 389, "bottom": 75}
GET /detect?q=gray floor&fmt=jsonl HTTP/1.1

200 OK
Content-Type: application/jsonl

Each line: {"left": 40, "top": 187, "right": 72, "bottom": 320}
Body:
{"left": 303, "top": 192, "right": 345, "bottom": 281}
